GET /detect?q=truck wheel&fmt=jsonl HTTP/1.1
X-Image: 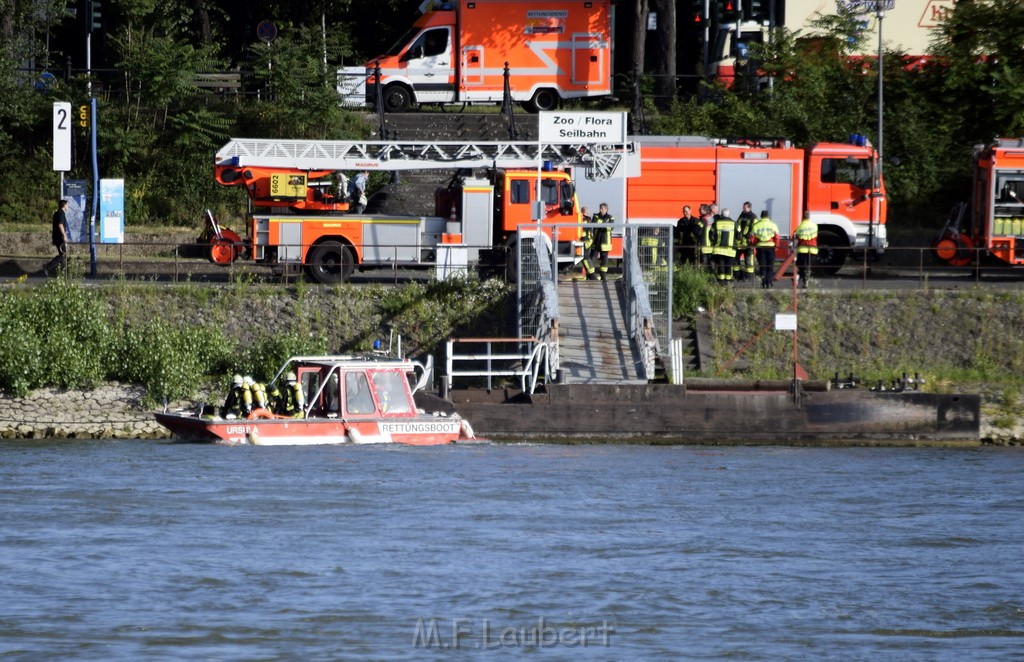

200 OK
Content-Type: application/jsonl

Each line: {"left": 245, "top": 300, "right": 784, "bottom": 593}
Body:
{"left": 306, "top": 241, "right": 355, "bottom": 284}
{"left": 527, "top": 88, "right": 559, "bottom": 113}
{"left": 813, "top": 230, "right": 848, "bottom": 276}
{"left": 382, "top": 84, "right": 413, "bottom": 113}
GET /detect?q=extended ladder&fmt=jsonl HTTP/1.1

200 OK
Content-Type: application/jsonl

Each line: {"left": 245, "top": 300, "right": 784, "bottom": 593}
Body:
{"left": 215, "top": 139, "right": 636, "bottom": 180}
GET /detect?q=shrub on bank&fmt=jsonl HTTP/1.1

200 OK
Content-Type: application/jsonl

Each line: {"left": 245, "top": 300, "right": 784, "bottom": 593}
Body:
{"left": 0, "top": 277, "right": 514, "bottom": 401}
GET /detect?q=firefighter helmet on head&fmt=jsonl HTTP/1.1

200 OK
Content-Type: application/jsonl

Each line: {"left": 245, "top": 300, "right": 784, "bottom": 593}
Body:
{"left": 243, "top": 376, "right": 254, "bottom": 388}
{"left": 232, "top": 374, "right": 243, "bottom": 386}
{"left": 285, "top": 371, "right": 297, "bottom": 383}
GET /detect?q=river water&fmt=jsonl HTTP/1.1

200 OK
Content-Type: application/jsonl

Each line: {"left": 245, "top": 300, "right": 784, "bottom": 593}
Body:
{"left": 1, "top": 440, "right": 1022, "bottom": 660}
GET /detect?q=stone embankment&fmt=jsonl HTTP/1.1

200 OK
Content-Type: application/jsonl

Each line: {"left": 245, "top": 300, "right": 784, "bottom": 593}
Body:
{"left": 0, "top": 383, "right": 205, "bottom": 440}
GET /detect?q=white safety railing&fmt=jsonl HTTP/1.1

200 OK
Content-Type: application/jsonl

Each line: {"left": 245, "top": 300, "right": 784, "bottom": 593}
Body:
{"left": 445, "top": 337, "right": 553, "bottom": 394}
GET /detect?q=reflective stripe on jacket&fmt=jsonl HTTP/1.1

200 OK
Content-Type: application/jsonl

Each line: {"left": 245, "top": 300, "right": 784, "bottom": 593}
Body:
{"left": 711, "top": 218, "right": 736, "bottom": 257}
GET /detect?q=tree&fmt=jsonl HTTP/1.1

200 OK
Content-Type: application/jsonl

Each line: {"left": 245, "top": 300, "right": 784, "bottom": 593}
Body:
{"left": 648, "top": 0, "right": 677, "bottom": 109}
{"left": 930, "top": 0, "right": 1024, "bottom": 138}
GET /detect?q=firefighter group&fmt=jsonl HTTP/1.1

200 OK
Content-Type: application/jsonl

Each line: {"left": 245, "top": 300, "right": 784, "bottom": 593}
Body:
{"left": 576, "top": 200, "right": 818, "bottom": 288}
{"left": 675, "top": 202, "right": 818, "bottom": 289}
{"left": 219, "top": 373, "right": 306, "bottom": 419}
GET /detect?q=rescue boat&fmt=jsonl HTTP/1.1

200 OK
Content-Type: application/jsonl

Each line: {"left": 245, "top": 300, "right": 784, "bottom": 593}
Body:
{"left": 155, "top": 355, "right": 481, "bottom": 446}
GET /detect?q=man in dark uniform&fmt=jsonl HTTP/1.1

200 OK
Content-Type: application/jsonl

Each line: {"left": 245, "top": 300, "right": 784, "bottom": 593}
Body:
{"left": 675, "top": 205, "right": 698, "bottom": 264}
{"left": 43, "top": 199, "right": 69, "bottom": 276}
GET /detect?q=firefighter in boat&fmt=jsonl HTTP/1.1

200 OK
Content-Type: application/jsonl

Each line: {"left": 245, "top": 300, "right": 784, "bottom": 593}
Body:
{"left": 279, "top": 371, "right": 306, "bottom": 418}
{"left": 223, "top": 374, "right": 252, "bottom": 418}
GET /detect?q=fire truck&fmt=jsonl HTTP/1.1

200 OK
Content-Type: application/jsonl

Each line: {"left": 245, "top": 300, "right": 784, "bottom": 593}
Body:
{"left": 365, "top": 0, "right": 612, "bottom": 112}
{"left": 575, "top": 135, "right": 888, "bottom": 272}
{"left": 934, "top": 139, "right": 1024, "bottom": 268}
{"left": 211, "top": 138, "right": 630, "bottom": 283}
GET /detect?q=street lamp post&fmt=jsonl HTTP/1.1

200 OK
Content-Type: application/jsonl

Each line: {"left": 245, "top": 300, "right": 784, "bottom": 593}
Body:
{"left": 876, "top": 2, "right": 885, "bottom": 183}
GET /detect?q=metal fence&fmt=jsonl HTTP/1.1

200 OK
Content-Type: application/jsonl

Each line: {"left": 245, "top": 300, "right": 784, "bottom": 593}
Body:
{"left": 5, "top": 239, "right": 1024, "bottom": 289}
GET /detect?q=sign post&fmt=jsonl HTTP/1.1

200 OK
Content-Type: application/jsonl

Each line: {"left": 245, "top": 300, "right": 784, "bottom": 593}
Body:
{"left": 537, "top": 110, "right": 628, "bottom": 221}
{"left": 53, "top": 102, "right": 72, "bottom": 197}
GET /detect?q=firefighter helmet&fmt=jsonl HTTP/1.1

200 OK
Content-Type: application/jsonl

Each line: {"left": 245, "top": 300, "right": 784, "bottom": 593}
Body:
{"left": 232, "top": 374, "right": 243, "bottom": 386}
{"left": 285, "top": 371, "right": 297, "bottom": 383}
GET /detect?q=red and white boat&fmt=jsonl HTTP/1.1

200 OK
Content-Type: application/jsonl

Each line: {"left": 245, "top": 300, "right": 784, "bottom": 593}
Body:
{"left": 155, "top": 355, "right": 480, "bottom": 446}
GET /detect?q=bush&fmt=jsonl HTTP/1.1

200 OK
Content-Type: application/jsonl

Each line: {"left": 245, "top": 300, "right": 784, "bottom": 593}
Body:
{"left": 0, "top": 281, "right": 110, "bottom": 396}
{"left": 672, "top": 263, "right": 717, "bottom": 318}
{"left": 109, "top": 319, "right": 232, "bottom": 402}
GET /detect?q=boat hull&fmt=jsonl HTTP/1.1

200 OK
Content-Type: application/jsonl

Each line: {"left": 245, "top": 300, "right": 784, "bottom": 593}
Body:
{"left": 155, "top": 412, "right": 468, "bottom": 446}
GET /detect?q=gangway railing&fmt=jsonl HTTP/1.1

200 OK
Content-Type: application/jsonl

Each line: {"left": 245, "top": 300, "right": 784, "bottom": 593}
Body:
{"left": 444, "top": 337, "right": 554, "bottom": 394}
{"left": 621, "top": 225, "right": 667, "bottom": 381}
{"left": 516, "top": 227, "right": 561, "bottom": 372}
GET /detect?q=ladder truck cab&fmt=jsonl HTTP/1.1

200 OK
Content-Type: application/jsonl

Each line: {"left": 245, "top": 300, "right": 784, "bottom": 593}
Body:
{"left": 211, "top": 138, "right": 613, "bottom": 283}
{"left": 934, "top": 139, "right": 1024, "bottom": 268}
{"left": 612, "top": 135, "right": 887, "bottom": 273}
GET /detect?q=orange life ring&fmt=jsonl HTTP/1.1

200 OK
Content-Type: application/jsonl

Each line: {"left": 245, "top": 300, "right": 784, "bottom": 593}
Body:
{"left": 247, "top": 408, "right": 276, "bottom": 420}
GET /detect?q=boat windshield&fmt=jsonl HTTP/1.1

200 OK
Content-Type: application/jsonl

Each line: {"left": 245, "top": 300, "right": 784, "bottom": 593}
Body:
{"left": 371, "top": 371, "right": 414, "bottom": 414}
{"left": 345, "top": 372, "right": 376, "bottom": 415}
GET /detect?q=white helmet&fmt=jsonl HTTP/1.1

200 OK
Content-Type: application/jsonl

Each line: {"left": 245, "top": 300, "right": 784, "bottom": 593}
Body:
{"left": 285, "top": 371, "right": 297, "bottom": 383}
{"left": 232, "top": 374, "right": 243, "bottom": 386}
{"left": 243, "top": 376, "right": 254, "bottom": 388}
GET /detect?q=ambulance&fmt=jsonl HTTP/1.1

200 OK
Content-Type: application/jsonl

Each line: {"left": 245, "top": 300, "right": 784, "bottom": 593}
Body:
{"left": 365, "top": 0, "right": 613, "bottom": 112}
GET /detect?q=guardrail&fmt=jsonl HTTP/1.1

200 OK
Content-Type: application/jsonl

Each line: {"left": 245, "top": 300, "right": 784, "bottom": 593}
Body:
{"left": 621, "top": 227, "right": 660, "bottom": 381}
{"left": 4, "top": 240, "right": 1024, "bottom": 287}
{"left": 444, "top": 337, "right": 552, "bottom": 394}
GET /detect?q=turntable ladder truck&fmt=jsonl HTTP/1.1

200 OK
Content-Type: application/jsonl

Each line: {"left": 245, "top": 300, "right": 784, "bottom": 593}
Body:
{"left": 214, "top": 137, "right": 632, "bottom": 283}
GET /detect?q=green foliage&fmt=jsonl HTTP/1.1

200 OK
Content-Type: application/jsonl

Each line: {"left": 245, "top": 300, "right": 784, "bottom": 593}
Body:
{"left": 232, "top": 331, "right": 331, "bottom": 383}
{"left": 0, "top": 281, "right": 110, "bottom": 395}
{"left": 108, "top": 318, "right": 233, "bottom": 402}
{"left": 375, "top": 277, "right": 513, "bottom": 355}
{"left": 671, "top": 263, "right": 716, "bottom": 318}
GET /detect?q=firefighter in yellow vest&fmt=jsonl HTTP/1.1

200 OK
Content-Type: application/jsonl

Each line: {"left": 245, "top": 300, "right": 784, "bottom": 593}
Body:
{"left": 280, "top": 371, "right": 306, "bottom": 418}
{"left": 249, "top": 378, "right": 269, "bottom": 415}
{"left": 589, "top": 203, "right": 614, "bottom": 280}
{"left": 794, "top": 211, "right": 819, "bottom": 288}
{"left": 576, "top": 206, "right": 596, "bottom": 281}
{"left": 698, "top": 204, "right": 715, "bottom": 267}
{"left": 711, "top": 208, "right": 737, "bottom": 283}
{"left": 639, "top": 226, "right": 668, "bottom": 269}
{"left": 222, "top": 374, "right": 246, "bottom": 418}
{"left": 749, "top": 210, "right": 780, "bottom": 289}
{"left": 735, "top": 201, "right": 757, "bottom": 281}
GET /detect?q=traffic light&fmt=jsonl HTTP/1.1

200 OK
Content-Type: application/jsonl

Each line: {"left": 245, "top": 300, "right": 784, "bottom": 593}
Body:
{"left": 719, "top": 0, "right": 740, "bottom": 23}
{"left": 87, "top": 0, "right": 101, "bottom": 32}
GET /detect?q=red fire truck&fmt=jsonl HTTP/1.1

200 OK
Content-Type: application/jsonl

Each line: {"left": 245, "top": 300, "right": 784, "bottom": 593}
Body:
{"left": 934, "top": 139, "right": 1024, "bottom": 268}
{"left": 209, "top": 138, "right": 632, "bottom": 282}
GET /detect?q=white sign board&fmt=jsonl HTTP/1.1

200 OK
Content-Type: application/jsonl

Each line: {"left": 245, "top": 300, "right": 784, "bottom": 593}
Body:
{"left": 775, "top": 313, "right": 798, "bottom": 331}
{"left": 538, "top": 111, "right": 625, "bottom": 144}
{"left": 53, "top": 102, "right": 71, "bottom": 172}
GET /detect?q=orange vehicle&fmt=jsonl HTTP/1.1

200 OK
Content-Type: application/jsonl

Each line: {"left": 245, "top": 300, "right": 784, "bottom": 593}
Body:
{"left": 365, "top": 0, "right": 612, "bottom": 112}
{"left": 615, "top": 135, "right": 888, "bottom": 273}
{"left": 934, "top": 139, "right": 1024, "bottom": 268}
{"left": 211, "top": 138, "right": 606, "bottom": 282}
